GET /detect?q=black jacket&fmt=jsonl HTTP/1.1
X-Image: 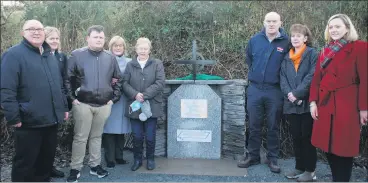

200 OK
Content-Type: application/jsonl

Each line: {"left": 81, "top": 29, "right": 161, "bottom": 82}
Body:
{"left": 54, "top": 50, "right": 77, "bottom": 111}
{"left": 65, "top": 47, "right": 122, "bottom": 106}
{"left": 1, "top": 38, "right": 69, "bottom": 127}
{"left": 54, "top": 51, "right": 68, "bottom": 81}
{"left": 280, "top": 46, "right": 318, "bottom": 114}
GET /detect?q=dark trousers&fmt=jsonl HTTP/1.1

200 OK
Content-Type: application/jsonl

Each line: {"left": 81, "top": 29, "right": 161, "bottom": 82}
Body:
{"left": 326, "top": 153, "right": 353, "bottom": 182}
{"left": 11, "top": 125, "right": 58, "bottom": 182}
{"left": 131, "top": 118, "right": 157, "bottom": 161}
{"left": 102, "top": 133, "right": 125, "bottom": 163}
{"left": 287, "top": 113, "right": 317, "bottom": 172}
{"left": 247, "top": 84, "right": 283, "bottom": 162}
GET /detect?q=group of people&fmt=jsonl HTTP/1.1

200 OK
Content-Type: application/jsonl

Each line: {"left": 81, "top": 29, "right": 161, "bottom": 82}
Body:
{"left": 237, "top": 12, "right": 367, "bottom": 182}
{"left": 0, "top": 11, "right": 366, "bottom": 183}
{"left": 1, "top": 20, "right": 165, "bottom": 182}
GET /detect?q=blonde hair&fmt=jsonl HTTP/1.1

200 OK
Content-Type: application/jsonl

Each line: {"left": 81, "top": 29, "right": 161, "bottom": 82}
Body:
{"left": 44, "top": 26, "right": 61, "bottom": 50}
{"left": 108, "top": 36, "right": 127, "bottom": 54}
{"left": 324, "top": 14, "right": 359, "bottom": 43}
{"left": 135, "top": 37, "right": 152, "bottom": 49}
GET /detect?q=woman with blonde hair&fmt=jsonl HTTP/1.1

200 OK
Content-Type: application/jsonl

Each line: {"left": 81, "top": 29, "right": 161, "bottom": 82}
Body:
{"left": 44, "top": 26, "right": 68, "bottom": 89}
{"left": 309, "top": 14, "right": 367, "bottom": 182}
{"left": 122, "top": 37, "right": 165, "bottom": 171}
{"left": 44, "top": 26, "right": 68, "bottom": 178}
{"left": 281, "top": 24, "right": 318, "bottom": 182}
{"left": 102, "top": 36, "right": 132, "bottom": 168}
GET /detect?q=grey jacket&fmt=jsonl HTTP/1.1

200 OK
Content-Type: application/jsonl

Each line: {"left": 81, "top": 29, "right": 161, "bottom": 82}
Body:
{"left": 122, "top": 57, "right": 165, "bottom": 119}
{"left": 280, "top": 46, "right": 318, "bottom": 114}
{"left": 103, "top": 55, "right": 132, "bottom": 134}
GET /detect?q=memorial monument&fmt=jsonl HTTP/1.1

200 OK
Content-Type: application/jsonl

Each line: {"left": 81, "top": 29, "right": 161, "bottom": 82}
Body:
{"left": 167, "top": 40, "right": 222, "bottom": 159}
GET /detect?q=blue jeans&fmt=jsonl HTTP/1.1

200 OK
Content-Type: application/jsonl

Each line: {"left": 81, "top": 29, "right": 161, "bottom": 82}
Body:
{"left": 246, "top": 83, "right": 283, "bottom": 162}
{"left": 130, "top": 118, "right": 157, "bottom": 161}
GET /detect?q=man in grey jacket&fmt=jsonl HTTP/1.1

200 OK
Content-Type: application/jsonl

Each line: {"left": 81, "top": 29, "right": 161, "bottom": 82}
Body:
{"left": 64, "top": 25, "right": 122, "bottom": 182}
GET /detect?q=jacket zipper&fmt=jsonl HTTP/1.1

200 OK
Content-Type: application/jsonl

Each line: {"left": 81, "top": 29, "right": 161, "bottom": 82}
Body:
{"left": 97, "top": 56, "right": 99, "bottom": 97}
{"left": 42, "top": 54, "right": 58, "bottom": 123}
{"left": 141, "top": 65, "right": 145, "bottom": 92}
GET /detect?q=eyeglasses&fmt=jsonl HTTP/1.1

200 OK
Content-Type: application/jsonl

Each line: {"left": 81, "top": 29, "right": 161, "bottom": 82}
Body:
{"left": 113, "top": 44, "right": 124, "bottom": 48}
{"left": 24, "top": 28, "right": 44, "bottom": 33}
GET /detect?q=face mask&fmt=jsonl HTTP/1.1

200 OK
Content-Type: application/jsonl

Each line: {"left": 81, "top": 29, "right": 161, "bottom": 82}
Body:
{"left": 129, "top": 100, "right": 142, "bottom": 114}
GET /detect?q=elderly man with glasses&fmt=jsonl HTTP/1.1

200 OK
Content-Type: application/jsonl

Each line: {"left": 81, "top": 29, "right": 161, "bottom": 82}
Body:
{"left": 1, "top": 19, "right": 69, "bottom": 182}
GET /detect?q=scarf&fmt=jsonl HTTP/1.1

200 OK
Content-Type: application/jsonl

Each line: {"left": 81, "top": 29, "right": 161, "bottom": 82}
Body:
{"left": 289, "top": 44, "right": 307, "bottom": 72}
{"left": 320, "top": 39, "right": 349, "bottom": 69}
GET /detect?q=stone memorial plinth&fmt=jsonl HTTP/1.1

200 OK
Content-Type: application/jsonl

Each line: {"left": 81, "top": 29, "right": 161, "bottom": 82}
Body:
{"left": 154, "top": 79, "right": 247, "bottom": 160}
{"left": 167, "top": 84, "right": 221, "bottom": 159}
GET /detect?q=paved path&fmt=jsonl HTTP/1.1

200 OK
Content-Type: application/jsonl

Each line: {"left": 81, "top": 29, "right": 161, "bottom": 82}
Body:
{"left": 52, "top": 151, "right": 367, "bottom": 182}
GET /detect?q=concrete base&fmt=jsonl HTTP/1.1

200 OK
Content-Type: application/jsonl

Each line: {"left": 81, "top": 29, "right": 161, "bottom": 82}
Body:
{"left": 137, "top": 157, "right": 247, "bottom": 176}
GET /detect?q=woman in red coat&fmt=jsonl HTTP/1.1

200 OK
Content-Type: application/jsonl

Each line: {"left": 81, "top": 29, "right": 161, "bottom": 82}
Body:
{"left": 309, "top": 14, "right": 367, "bottom": 182}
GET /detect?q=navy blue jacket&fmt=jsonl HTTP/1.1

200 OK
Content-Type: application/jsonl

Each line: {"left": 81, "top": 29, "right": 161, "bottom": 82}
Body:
{"left": 1, "top": 38, "right": 68, "bottom": 127}
{"left": 246, "top": 28, "right": 290, "bottom": 86}
{"left": 54, "top": 51, "right": 68, "bottom": 82}
{"left": 54, "top": 51, "right": 74, "bottom": 110}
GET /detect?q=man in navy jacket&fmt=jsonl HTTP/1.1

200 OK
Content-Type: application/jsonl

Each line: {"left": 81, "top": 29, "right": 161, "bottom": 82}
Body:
{"left": 1, "top": 20, "right": 69, "bottom": 182}
{"left": 237, "top": 12, "right": 290, "bottom": 173}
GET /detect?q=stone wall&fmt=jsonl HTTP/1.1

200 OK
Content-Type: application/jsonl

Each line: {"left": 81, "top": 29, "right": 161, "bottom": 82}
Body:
{"left": 154, "top": 79, "right": 248, "bottom": 159}
{"left": 219, "top": 80, "right": 247, "bottom": 159}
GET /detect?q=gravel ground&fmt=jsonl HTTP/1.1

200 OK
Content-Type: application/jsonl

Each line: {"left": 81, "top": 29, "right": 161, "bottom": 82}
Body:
{"left": 50, "top": 158, "right": 367, "bottom": 182}
{"left": 2, "top": 150, "right": 367, "bottom": 182}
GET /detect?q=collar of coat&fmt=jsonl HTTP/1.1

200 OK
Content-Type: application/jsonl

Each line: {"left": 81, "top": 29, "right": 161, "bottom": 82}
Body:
{"left": 22, "top": 37, "right": 51, "bottom": 56}
{"left": 87, "top": 48, "right": 103, "bottom": 56}
{"left": 130, "top": 57, "right": 155, "bottom": 69}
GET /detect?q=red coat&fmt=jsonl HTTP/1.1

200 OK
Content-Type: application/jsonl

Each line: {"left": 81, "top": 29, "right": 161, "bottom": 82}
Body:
{"left": 309, "top": 40, "right": 367, "bottom": 157}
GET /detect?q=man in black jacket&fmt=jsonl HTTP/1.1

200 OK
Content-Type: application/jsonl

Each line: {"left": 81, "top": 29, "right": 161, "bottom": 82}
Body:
{"left": 1, "top": 19, "right": 69, "bottom": 182}
{"left": 65, "top": 25, "right": 122, "bottom": 182}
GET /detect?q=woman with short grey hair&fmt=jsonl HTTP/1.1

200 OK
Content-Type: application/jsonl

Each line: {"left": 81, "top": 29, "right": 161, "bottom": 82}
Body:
{"left": 122, "top": 37, "right": 165, "bottom": 171}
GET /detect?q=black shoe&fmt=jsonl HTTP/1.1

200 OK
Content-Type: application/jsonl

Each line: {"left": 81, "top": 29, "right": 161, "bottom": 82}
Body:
{"left": 106, "top": 162, "right": 115, "bottom": 169}
{"left": 90, "top": 165, "right": 109, "bottom": 178}
{"left": 66, "top": 169, "right": 80, "bottom": 183}
{"left": 131, "top": 160, "right": 142, "bottom": 171}
{"left": 50, "top": 166, "right": 65, "bottom": 178}
{"left": 266, "top": 159, "right": 281, "bottom": 173}
{"left": 116, "top": 159, "right": 129, "bottom": 164}
{"left": 237, "top": 156, "right": 260, "bottom": 168}
{"left": 147, "top": 159, "right": 155, "bottom": 170}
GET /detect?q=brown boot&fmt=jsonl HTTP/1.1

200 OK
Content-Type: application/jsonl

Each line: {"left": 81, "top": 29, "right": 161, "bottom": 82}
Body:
{"left": 237, "top": 156, "right": 260, "bottom": 168}
{"left": 266, "top": 159, "right": 281, "bottom": 173}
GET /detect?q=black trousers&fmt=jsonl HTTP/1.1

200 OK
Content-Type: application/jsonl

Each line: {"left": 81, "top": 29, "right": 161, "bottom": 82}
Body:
{"left": 131, "top": 118, "right": 157, "bottom": 161}
{"left": 102, "top": 133, "right": 125, "bottom": 163}
{"left": 287, "top": 113, "right": 317, "bottom": 172}
{"left": 326, "top": 153, "right": 353, "bottom": 182}
{"left": 11, "top": 125, "right": 58, "bottom": 182}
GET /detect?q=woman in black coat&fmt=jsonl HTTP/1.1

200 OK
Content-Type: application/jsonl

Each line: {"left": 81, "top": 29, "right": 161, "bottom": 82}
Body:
{"left": 280, "top": 24, "right": 318, "bottom": 182}
{"left": 45, "top": 26, "right": 74, "bottom": 111}
{"left": 44, "top": 26, "right": 70, "bottom": 178}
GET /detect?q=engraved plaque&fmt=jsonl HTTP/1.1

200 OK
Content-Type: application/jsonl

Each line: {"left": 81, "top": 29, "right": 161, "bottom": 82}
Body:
{"left": 180, "top": 99, "right": 208, "bottom": 118}
{"left": 177, "top": 129, "right": 212, "bottom": 142}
